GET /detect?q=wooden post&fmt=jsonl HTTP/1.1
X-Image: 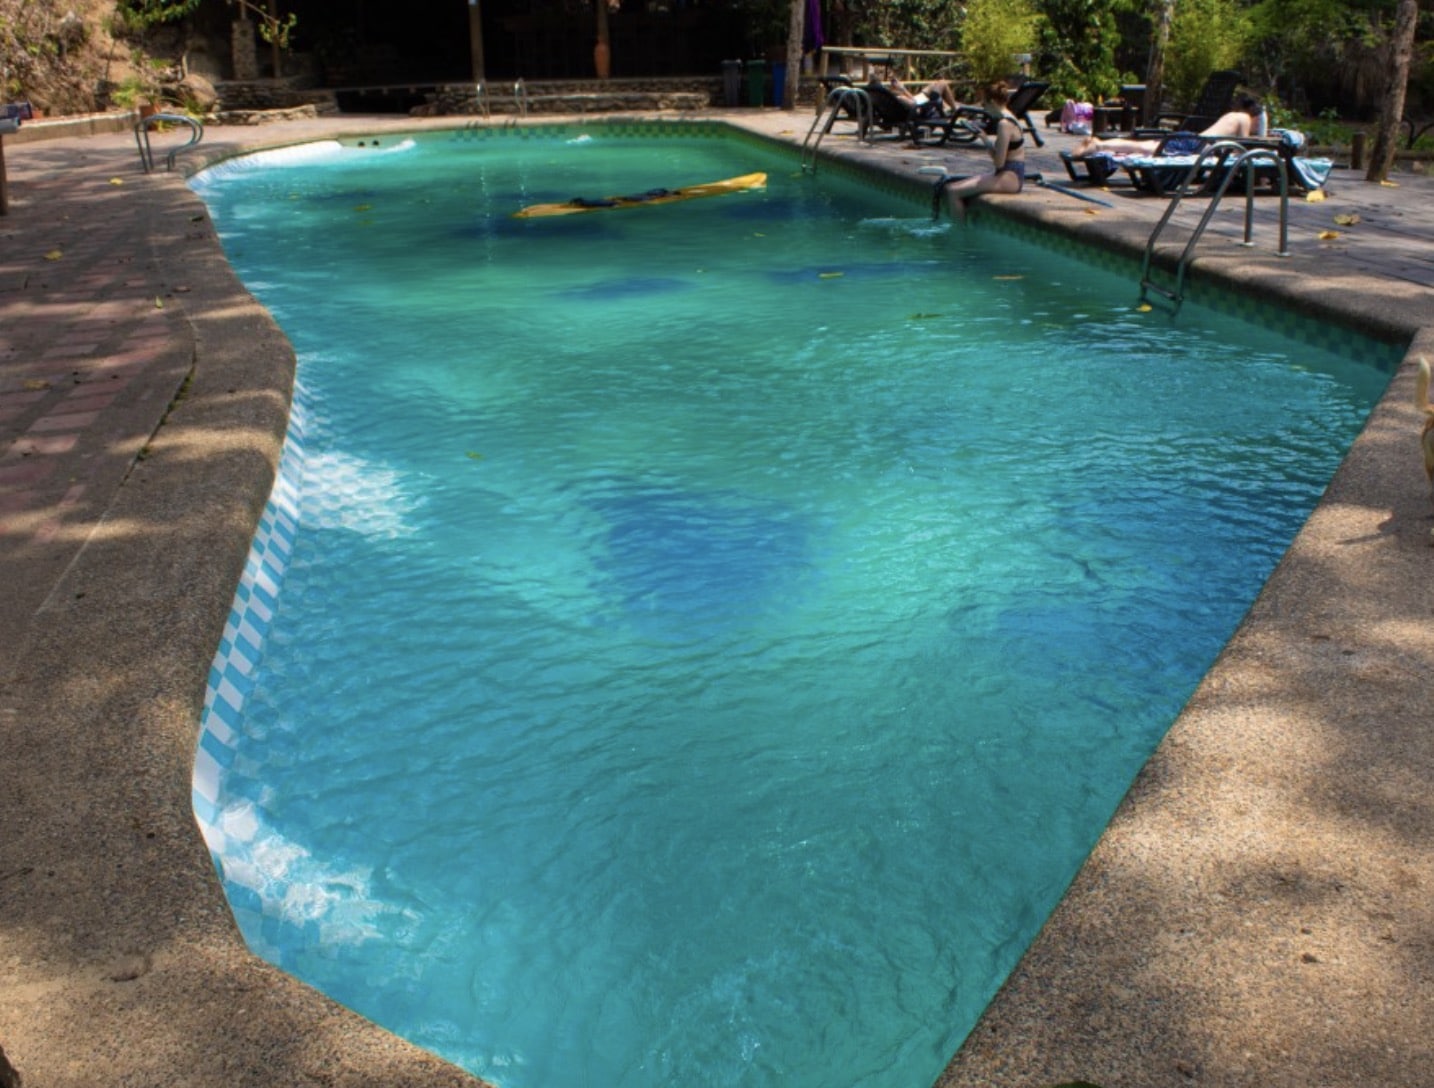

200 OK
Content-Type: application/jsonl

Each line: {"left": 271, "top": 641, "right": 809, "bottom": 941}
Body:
{"left": 782, "top": 0, "right": 804, "bottom": 109}
{"left": 1351, "top": 130, "right": 1367, "bottom": 171}
{"left": 468, "top": 0, "right": 486, "bottom": 83}
{"left": 0, "top": 133, "right": 9, "bottom": 216}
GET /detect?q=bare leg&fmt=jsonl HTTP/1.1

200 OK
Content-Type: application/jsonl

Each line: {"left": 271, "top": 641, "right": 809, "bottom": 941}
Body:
{"left": 943, "top": 170, "right": 1023, "bottom": 222}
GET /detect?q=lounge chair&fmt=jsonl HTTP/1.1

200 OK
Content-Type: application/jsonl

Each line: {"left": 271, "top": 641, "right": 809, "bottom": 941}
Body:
{"left": 1118, "top": 133, "right": 1224, "bottom": 195}
{"left": 1120, "top": 130, "right": 1335, "bottom": 197}
{"left": 1140, "top": 70, "right": 1241, "bottom": 134}
{"left": 1057, "top": 131, "right": 1218, "bottom": 193}
{"left": 1059, "top": 148, "right": 1124, "bottom": 186}
{"left": 910, "top": 80, "right": 1050, "bottom": 148}
{"left": 1210, "top": 130, "right": 1334, "bottom": 195}
{"left": 858, "top": 80, "right": 950, "bottom": 143}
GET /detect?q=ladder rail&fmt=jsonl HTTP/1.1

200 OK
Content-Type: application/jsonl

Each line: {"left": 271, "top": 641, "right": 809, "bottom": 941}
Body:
{"left": 801, "top": 86, "right": 872, "bottom": 173}
{"left": 133, "top": 112, "right": 204, "bottom": 173}
{"left": 1139, "top": 140, "right": 1291, "bottom": 311}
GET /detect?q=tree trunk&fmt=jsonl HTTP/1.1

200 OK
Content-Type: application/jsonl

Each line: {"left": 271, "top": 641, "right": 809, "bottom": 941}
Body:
{"left": 1143, "top": 0, "right": 1176, "bottom": 126}
{"left": 783, "top": 0, "right": 805, "bottom": 110}
{"left": 1366, "top": 0, "right": 1418, "bottom": 182}
{"left": 594, "top": 0, "right": 611, "bottom": 80}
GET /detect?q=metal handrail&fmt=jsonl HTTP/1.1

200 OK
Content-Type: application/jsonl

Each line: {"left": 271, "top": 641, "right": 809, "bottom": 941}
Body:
{"left": 133, "top": 112, "right": 204, "bottom": 173}
{"left": 514, "top": 79, "right": 529, "bottom": 117}
{"left": 1139, "top": 139, "right": 1290, "bottom": 312}
{"left": 801, "top": 86, "right": 873, "bottom": 173}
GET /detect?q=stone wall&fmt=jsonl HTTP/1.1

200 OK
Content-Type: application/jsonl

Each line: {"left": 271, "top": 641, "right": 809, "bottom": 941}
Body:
{"left": 211, "top": 76, "right": 822, "bottom": 117}
{"left": 424, "top": 79, "right": 723, "bottom": 116}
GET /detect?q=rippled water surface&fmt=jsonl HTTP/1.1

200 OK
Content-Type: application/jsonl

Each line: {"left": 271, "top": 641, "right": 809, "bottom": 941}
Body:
{"left": 191, "top": 130, "right": 1387, "bottom": 1088}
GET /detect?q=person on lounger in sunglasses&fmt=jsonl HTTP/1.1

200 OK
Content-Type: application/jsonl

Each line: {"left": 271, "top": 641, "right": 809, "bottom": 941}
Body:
{"left": 880, "top": 76, "right": 960, "bottom": 117}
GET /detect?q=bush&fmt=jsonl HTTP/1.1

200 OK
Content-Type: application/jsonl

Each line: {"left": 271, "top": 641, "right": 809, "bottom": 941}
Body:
{"left": 1165, "top": 0, "right": 1249, "bottom": 108}
{"left": 962, "top": 0, "right": 1040, "bottom": 88}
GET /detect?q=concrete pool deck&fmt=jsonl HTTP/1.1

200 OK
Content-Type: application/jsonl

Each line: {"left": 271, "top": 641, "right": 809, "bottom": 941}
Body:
{"left": 1, "top": 109, "right": 1430, "bottom": 1087}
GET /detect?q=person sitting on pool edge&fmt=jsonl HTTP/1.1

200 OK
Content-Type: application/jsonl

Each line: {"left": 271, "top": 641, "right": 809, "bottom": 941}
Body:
{"left": 936, "top": 82, "right": 1027, "bottom": 224}
{"left": 879, "top": 76, "right": 960, "bottom": 116}
{"left": 1068, "top": 95, "right": 1265, "bottom": 158}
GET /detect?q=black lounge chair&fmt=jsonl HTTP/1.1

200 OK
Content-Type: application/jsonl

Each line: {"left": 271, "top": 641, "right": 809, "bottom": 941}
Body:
{"left": 1059, "top": 149, "right": 1123, "bottom": 186}
{"left": 1141, "top": 69, "right": 1241, "bottom": 134}
{"left": 858, "top": 80, "right": 950, "bottom": 143}
{"left": 911, "top": 80, "right": 1050, "bottom": 148}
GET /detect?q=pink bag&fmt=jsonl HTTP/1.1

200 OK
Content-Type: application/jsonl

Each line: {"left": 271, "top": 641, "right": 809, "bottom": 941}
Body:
{"left": 1060, "top": 99, "right": 1094, "bottom": 135}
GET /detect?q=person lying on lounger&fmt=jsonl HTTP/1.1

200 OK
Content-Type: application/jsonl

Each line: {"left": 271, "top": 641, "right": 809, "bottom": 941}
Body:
{"left": 880, "top": 76, "right": 960, "bottom": 116}
{"left": 1068, "top": 96, "right": 1264, "bottom": 158}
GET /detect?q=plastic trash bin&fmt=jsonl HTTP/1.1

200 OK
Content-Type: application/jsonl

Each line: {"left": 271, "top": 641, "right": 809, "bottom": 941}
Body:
{"left": 771, "top": 62, "right": 787, "bottom": 107}
{"left": 722, "top": 60, "right": 742, "bottom": 107}
{"left": 745, "top": 60, "right": 767, "bottom": 107}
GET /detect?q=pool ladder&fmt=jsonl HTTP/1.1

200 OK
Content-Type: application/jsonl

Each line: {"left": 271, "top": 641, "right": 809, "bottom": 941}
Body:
{"left": 1139, "top": 140, "right": 1290, "bottom": 313}
{"left": 134, "top": 112, "right": 203, "bottom": 173}
{"left": 801, "top": 86, "right": 873, "bottom": 173}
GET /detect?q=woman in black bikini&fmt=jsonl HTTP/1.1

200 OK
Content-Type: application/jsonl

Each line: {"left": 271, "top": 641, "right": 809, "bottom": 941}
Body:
{"left": 940, "top": 83, "right": 1026, "bottom": 223}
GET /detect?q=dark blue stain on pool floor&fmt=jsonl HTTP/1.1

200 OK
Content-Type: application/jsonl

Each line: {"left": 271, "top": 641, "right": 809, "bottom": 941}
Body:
{"left": 586, "top": 482, "right": 813, "bottom": 637}
{"left": 559, "top": 276, "right": 693, "bottom": 301}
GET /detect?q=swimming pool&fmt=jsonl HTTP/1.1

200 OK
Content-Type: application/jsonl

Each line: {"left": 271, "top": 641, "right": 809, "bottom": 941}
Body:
{"left": 191, "top": 126, "right": 1391, "bottom": 1088}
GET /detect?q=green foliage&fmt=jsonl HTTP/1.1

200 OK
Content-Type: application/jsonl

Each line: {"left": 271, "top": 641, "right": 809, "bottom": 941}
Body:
{"left": 1164, "top": 0, "right": 1250, "bottom": 107}
{"left": 115, "top": 0, "right": 201, "bottom": 33}
{"left": 1036, "top": 0, "right": 1132, "bottom": 102}
{"left": 109, "top": 71, "right": 156, "bottom": 108}
{"left": 848, "top": 0, "right": 965, "bottom": 56}
{"left": 1304, "top": 104, "right": 1355, "bottom": 144}
{"left": 962, "top": 0, "right": 1040, "bottom": 87}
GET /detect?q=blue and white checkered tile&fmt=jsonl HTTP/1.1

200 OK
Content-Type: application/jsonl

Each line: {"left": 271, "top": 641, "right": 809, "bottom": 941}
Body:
{"left": 193, "top": 392, "right": 309, "bottom": 859}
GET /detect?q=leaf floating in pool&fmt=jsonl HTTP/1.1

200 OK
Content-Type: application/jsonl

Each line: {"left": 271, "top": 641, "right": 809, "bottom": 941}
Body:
{"left": 753, "top": 231, "right": 766, "bottom": 237}
{"left": 909, "top": 312, "right": 944, "bottom": 320}
{"left": 992, "top": 274, "right": 1023, "bottom": 281}
{"left": 465, "top": 451, "right": 484, "bottom": 460}
{"left": 1333, "top": 213, "right": 1360, "bottom": 226}
{"left": 818, "top": 271, "right": 844, "bottom": 279}
{"left": 354, "top": 203, "right": 373, "bottom": 212}
{"left": 1136, "top": 303, "right": 1153, "bottom": 312}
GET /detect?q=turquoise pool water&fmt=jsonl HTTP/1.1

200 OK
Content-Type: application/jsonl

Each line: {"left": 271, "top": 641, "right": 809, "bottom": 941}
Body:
{"left": 191, "top": 128, "right": 1389, "bottom": 1088}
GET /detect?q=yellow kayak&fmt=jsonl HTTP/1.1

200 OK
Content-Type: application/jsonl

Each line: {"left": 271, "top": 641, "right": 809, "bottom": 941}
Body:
{"left": 513, "top": 172, "right": 767, "bottom": 218}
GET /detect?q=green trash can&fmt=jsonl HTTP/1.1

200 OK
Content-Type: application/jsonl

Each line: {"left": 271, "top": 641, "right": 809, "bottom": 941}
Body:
{"left": 745, "top": 60, "right": 767, "bottom": 107}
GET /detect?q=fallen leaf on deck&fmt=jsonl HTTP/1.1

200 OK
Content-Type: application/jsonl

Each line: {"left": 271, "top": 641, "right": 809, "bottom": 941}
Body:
{"left": 1305, "top": 190, "right": 1327, "bottom": 202}
{"left": 1333, "top": 213, "right": 1360, "bottom": 226}
{"left": 1317, "top": 230, "right": 1340, "bottom": 240}
{"left": 43, "top": 249, "right": 62, "bottom": 260}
